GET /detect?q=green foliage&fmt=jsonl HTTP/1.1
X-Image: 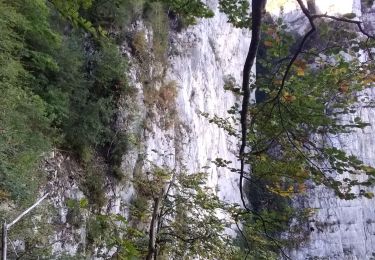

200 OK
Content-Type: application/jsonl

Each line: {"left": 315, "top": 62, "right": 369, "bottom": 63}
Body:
{"left": 87, "top": 214, "right": 111, "bottom": 245}
{"left": 219, "top": 0, "right": 251, "bottom": 28}
{"left": 0, "top": 0, "right": 54, "bottom": 204}
{"left": 0, "top": 0, "right": 130, "bottom": 207}
{"left": 66, "top": 198, "right": 88, "bottom": 228}
{"left": 250, "top": 20, "right": 375, "bottom": 198}
{"left": 131, "top": 166, "right": 239, "bottom": 259}
{"left": 250, "top": 16, "right": 375, "bottom": 248}
{"left": 155, "top": 0, "right": 214, "bottom": 26}
{"left": 49, "top": 0, "right": 106, "bottom": 37}
{"left": 108, "top": 132, "right": 133, "bottom": 180}
{"left": 207, "top": 17, "right": 375, "bottom": 257}
{"left": 52, "top": 0, "right": 213, "bottom": 37}
{"left": 81, "top": 159, "right": 107, "bottom": 209}
{"left": 0, "top": 0, "right": 229, "bottom": 258}
{"left": 61, "top": 40, "right": 127, "bottom": 157}
{"left": 143, "top": 2, "right": 169, "bottom": 63}
{"left": 87, "top": 0, "right": 145, "bottom": 29}
{"left": 3, "top": 0, "right": 375, "bottom": 259}
{"left": 86, "top": 213, "right": 143, "bottom": 258}
{"left": 158, "top": 172, "right": 235, "bottom": 259}
{"left": 1, "top": 204, "right": 57, "bottom": 259}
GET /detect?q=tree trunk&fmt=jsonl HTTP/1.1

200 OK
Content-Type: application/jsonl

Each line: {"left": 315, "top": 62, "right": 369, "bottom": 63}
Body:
{"left": 2, "top": 221, "right": 7, "bottom": 260}
{"left": 146, "top": 189, "right": 165, "bottom": 260}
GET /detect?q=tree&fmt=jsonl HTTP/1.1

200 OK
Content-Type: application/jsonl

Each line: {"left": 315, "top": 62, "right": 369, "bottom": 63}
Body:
{"left": 129, "top": 167, "right": 238, "bottom": 260}
{"left": 205, "top": 0, "right": 375, "bottom": 258}
{"left": 239, "top": 0, "right": 375, "bottom": 198}
{"left": 243, "top": 0, "right": 375, "bottom": 258}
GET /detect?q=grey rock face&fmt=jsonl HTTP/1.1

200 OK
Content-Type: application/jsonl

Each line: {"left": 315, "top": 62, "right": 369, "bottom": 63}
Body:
{"left": 142, "top": 0, "right": 252, "bottom": 203}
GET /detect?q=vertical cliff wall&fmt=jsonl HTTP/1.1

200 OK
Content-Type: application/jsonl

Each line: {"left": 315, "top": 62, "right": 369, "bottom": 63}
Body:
{"left": 136, "top": 0, "right": 252, "bottom": 203}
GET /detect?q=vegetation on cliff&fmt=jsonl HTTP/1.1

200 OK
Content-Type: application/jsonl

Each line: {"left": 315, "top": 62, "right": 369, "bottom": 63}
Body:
{"left": 1, "top": 0, "right": 375, "bottom": 259}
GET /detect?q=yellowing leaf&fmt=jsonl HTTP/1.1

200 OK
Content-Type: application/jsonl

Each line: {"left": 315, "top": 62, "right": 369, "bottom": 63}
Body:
{"left": 0, "top": 190, "right": 10, "bottom": 201}
{"left": 364, "top": 192, "right": 374, "bottom": 199}
{"left": 296, "top": 67, "right": 305, "bottom": 76}
{"left": 274, "top": 79, "right": 282, "bottom": 85}
{"left": 297, "top": 183, "right": 306, "bottom": 193}
{"left": 339, "top": 84, "right": 349, "bottom": 93}
{"left": 363, "top": 78, "right": 373, "bottom": 85}
{"left": 264, "top": 40, "right": 273, "bottom": 47}
{"left": 267, "top": 184, "right": 294, "bottom": 198}
{"left": 362, "top": 74, "right": 375, "bottom": 84}
{"left": 282, "top": 91, "right": 296, "bottom": 102}
{"left": 294, "top": 59, "right": 306, "bottom": 68}
{"left": 266, "top": 28, "right": 275, "bottom": 35}
{"left": 339, "top": 67, "right": 348, "bottom": 73}
{"left": 296, "top": 168, "right": 309, "bottom": 178}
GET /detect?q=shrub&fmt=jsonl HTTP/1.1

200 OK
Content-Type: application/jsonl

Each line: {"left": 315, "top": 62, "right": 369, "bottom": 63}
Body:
{"left": 87, "top": 214, "right": 110, "bottom": 245}
{"left": 143, "top": 2, "right": 169, "bottom": 64}
{"left": 81, "top": 160, "right": 107, "bottom": 210}
{"left": 130, "top": 196, "right": 150, "bottom": 222}
{"left": 66, "top": 199, "right": 85, "bottom": 228}
{"left": 87, "top": 0, "right": 145, "bottom": 29}
{"left": 131, "top": 30, "right": 149, "bottom": 61}
{"left": 108, "top": 132, "right": 133, "bottom": 180}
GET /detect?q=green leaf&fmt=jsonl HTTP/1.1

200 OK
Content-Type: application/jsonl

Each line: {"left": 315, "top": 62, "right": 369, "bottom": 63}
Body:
{"left": 343, "top": 13, "right": 357, "bottom": 19}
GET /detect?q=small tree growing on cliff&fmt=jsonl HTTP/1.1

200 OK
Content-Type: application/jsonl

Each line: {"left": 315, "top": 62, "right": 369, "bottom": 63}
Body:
{"left": 129, "top": 167, "right": 240, "bottom": 260}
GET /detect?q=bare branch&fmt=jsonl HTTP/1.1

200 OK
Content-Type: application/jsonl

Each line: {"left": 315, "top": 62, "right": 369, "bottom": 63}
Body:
{"left": 7, "top": 193, "right": 49, "bottom": 229}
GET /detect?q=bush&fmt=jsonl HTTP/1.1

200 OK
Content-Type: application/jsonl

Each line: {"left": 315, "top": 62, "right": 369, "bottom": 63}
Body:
{"left": 143, "top": 81, "right": 178, "bottom": 129}
{"left": 87, "top": 214, "right": 110, "bottom": 245}
{"left": 66, "top": 199, "right": 85, "bottom": 228}
{"left": 108, "top": 132, "right": 133, "bottom": 180}
{"left": 87, "top": 0, "right": 145, "bottom": 29}
{"left": 143, "top": 2, "right": 169, "bottom": 63}
{"left": 130, "top": 196, "right": 150, "bottom": 222}
{"left": 81, "top": 160, "right": 107, "bottom": 210}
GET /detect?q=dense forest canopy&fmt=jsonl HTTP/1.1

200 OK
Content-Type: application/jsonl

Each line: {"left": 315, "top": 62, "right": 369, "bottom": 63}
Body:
{"left": 1, "top": 0, "right": 375, "bottom": 259}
